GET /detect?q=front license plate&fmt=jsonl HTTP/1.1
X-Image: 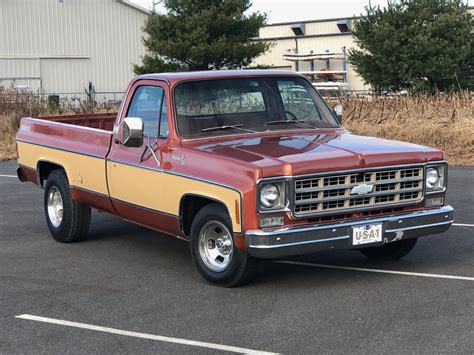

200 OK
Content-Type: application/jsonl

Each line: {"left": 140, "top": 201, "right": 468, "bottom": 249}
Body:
{"left": 352, "top": 224, "right": 383, "bottom": 246}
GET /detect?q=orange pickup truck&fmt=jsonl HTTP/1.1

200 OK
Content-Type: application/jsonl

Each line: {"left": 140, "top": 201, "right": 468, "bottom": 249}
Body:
{"left": 16, "top": 70, "right": 453, "bottom": 286}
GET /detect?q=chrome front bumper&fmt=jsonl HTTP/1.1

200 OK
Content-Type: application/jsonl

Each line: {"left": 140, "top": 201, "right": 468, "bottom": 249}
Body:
{"left": 245, "top": 206, "right": 454, "bottom": 258}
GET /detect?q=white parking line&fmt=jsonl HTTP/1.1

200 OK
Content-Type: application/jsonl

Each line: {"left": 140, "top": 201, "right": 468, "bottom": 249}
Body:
{"left": 276, "top": 261, "right": 474, "bottom": 281}
{"left": 452, "top": 223, "right": 474, "bottom": 228}
{"left": 15, "top": 314, "right": 278, "bottom": 355}
{"left": 0, "top": 174, "right": 17, "bottom": 178}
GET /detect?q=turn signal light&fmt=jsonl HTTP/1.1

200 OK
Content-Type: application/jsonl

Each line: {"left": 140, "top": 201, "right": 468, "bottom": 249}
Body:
{"left": 259, "top": 216, "right": 284, "bottom": 228}
{"left": 425, "top": 197, "right": 444, "bottom": 207}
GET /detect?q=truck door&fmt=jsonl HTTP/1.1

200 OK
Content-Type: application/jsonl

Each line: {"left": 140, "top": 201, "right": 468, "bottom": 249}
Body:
{"left": 106, "top": 80, "right": 178, "bottom": 236}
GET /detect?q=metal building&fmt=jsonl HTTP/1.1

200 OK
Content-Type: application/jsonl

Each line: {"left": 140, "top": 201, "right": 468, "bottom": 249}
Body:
{"left": 0, "top": 0, "right": 149, "bottom": 101}
{"left": 253, "top": 16, "right": 368, "bottom": 91}
{"left": 253, "top": 6, "right": 474, "bottom": 92}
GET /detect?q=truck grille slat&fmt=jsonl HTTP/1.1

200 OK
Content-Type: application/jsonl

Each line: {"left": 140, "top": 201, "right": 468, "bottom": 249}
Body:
{"left": 294, "top": 167, "right": 424, "bottom": 216}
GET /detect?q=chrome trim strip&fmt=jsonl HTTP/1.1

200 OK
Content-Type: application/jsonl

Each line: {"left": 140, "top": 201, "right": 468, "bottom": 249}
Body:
{"left": 249, "top": 235, "right": 350, "bottom": 249}
{"left": 386, "top": 220, "right": 454, "bottom": 233}
{"left": 295, "top": 187, "right": 423, "bottom": 205}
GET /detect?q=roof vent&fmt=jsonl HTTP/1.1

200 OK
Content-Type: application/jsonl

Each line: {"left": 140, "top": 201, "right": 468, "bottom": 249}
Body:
{"left": 291, "top": 23, "right": 305, "bottom": 36}
{"left": 337, "top": 19, "right": 352, "bottom": 33}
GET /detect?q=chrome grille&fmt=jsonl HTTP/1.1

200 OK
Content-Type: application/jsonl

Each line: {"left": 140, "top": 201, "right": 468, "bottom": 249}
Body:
{"left": 294, "top": 167, "right": 424, "bottom": 216}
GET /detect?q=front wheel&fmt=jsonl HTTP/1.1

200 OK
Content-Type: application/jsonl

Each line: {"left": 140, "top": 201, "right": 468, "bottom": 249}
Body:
{"left": 189, "top": 203, "right": 257, "bottom": 287}
{"left": 44, "top": 170, "right": 91, "bottom": 243}
{"left": 359, "top": 238, "right": 418, "bottom": 261}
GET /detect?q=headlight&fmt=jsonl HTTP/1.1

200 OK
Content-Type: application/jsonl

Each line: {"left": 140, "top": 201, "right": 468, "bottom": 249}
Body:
{"left": 260, "top": 184, "right": 280, "bottom": 208}
{"left": 425, "top": 164, "right": 446, "bottom": 192}
{"left": 426, "top": 168, "right": 439, "bottom": 188}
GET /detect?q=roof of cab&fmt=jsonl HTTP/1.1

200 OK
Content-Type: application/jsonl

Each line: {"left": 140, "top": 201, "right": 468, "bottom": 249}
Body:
{"left": 134, "top": 69, "right": 304, "bottom": 84}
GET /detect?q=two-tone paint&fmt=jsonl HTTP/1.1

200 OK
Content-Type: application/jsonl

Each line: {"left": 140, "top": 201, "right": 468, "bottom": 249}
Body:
{"left": 16, "top": 70, "right": 450, "bottom": 254}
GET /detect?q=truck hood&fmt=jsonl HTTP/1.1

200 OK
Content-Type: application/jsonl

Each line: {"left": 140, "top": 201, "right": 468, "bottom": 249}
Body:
{"left": 187, "top": 131, "right": 444, "bottom": 177}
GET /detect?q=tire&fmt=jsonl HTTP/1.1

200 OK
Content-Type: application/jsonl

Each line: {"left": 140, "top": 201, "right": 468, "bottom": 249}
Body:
{"left": 44, "top": 169, "right": 91, "bottom": 243}
{"left": 359, "top": 238, "right": 418, "bottom": 261}
{"left": 189, "top": 203, "right": 257, "bottom": 287}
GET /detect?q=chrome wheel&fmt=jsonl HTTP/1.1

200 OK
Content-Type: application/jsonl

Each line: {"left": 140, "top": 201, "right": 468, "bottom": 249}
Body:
{"left": 198, "top": 220, "right": 233, "bottom": 272}
{"left": 47, "top": 186, "right": 63, "bottom": 227}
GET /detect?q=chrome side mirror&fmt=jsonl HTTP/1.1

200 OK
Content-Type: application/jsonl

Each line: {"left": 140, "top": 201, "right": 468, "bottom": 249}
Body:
{"left": 122, "top": 117, "right": 144, "bottom": 147}
{"left": 333, "top": 104, "right": 343, "bottom": 124}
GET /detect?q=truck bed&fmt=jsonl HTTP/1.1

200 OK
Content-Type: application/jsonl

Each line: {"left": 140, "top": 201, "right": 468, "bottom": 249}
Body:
{"left": 37, "top": 112, "right": 117, "bottom": 131}
{"left": 16, "top": 113, "right": 117, "bottom": 200}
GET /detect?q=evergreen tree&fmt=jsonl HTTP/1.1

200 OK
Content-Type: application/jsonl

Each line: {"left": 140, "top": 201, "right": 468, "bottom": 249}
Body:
{"left": 349, "top": 0, "right": 473, "bottom": 91}
{"left": 134, "top": 0, "right": 271, "bottom": 74}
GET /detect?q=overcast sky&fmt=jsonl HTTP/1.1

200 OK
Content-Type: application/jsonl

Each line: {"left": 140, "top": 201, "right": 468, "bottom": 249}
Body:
{"left": 131, "top": 0, "right": 473, "bottom": 23}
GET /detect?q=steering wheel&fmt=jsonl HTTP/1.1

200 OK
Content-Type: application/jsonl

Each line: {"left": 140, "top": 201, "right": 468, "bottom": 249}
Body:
{"left": 266, "top": 110, "right": 298, "bottom": 122}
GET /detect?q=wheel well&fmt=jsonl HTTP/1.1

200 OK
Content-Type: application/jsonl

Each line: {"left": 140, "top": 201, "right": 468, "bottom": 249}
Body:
{"left": 180, "top": 195, "right": 228, "bottom": 237}
{"left": 37, "top": 161, "right": 65, "bottom": 187}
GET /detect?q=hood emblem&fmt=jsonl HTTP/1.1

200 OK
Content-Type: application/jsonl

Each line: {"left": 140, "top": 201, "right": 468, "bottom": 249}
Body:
{"left": 351, "top": 183, "right": 374, "bottom": 195}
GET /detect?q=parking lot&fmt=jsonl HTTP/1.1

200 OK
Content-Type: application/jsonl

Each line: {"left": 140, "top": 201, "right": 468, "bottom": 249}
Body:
{"left": 0, "top": 159, "right": 473, "bottom": 354}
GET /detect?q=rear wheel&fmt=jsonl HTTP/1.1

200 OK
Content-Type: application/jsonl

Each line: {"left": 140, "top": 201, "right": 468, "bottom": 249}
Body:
{"left": 189, "top": 203, "right": 257, "bottom": 287}
{"left": 44, "top": 170, "right": 91, "bottom": 243}
{"left": 359, "top": 238, "right": 418, "bottom": 261}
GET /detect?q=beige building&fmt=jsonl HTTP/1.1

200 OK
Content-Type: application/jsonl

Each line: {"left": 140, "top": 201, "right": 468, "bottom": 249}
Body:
{"left": 0, "top": 0, "right": 149, "bottom": 100}
{"left": 254, "top": 6, "right": 474, "bottom": 91}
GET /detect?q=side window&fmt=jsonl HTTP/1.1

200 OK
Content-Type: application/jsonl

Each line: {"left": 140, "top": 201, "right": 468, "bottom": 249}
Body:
{"left": 127, "top": 86, "right": 165, "bottom": 138}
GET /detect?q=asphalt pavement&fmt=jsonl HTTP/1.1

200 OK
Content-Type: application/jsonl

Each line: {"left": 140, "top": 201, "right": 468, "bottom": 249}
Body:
{"left": 0, "top": 160, "right": 473, "bottom": 354}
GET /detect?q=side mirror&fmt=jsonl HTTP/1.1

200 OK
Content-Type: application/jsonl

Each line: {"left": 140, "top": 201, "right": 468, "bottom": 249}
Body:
{"left": 333, "top": 104, "right": 343, "bottom": 124}
{"left": 122, "top": 117, "right": 144, "bottom": 147}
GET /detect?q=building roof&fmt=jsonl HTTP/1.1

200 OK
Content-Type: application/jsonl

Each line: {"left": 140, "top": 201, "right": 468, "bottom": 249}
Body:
{"left": 262, "top": 5, "right": 474, "bottom": 27}
{"left": 117, "top": 0, "right": 150, "bottom": 15}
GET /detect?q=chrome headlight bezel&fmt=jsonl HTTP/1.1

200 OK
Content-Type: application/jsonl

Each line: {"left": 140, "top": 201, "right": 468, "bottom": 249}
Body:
{"left": 258, "top": 180, "right": 289, "bottom": 213}
{"left": 425, "top": 163, "right": 447, "bottom": 194}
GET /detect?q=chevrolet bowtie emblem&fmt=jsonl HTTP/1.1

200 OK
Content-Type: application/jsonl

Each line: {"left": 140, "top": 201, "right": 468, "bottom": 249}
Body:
{"left": 351, "top": 183, "right": 374, "bottom": 195}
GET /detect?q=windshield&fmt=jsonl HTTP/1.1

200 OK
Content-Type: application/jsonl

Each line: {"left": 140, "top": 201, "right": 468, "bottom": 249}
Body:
{"left": 174, "top": 77, "right": 339, "bottom": 139}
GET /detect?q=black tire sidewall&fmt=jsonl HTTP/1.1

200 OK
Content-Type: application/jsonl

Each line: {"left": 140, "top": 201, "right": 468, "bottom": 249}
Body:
{"left": 190, "top": 204, "right": 249, "bottom": 285}
{"left": 44, "top": 170, "right": 75, "bottom": 242}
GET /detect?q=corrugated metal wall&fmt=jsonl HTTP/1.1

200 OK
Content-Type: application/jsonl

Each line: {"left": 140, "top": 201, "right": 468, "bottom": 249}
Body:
{"left": 0, "top": 0, "right": 148, "bottom": 97}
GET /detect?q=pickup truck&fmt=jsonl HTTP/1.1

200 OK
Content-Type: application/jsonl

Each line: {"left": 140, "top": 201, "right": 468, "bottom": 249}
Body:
{"left": 16, "top": 70, "right": 453, "bottom": 286}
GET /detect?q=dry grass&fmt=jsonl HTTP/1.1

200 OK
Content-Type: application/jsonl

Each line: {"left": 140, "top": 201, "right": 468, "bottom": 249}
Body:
{"left": 1, "top": 89, "right": 473, "bottom": 165}
{"left": 0, "top": 114, "right": 20, "bottom": 161}
{"left": 0, "top": 87, "right": 116, "bottom": 161}
{"left": 328, "top": 91, "right": 474, "bottom": 165}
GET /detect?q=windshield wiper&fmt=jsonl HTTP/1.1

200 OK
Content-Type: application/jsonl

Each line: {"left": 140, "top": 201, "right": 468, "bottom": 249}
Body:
{"left": 265, "top": 120, "right": 315, "bottom": 129}
{"left": 201, "top": 124, "right": 256, "bottom": 133}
